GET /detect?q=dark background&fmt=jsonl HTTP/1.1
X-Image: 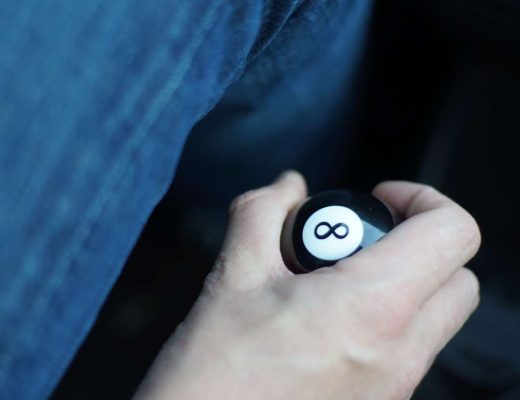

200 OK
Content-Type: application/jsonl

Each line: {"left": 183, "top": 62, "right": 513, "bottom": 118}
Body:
{"left": 54, "top": 0, "right": 520, "bottom": 398}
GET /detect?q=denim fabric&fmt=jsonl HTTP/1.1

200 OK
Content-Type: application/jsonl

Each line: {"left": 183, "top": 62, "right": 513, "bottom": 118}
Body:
{"left": 0, "top": 1, "right": 372, "bottom": 399}
{"left": 174, "top": 0, "right": 374, "bottom": 206}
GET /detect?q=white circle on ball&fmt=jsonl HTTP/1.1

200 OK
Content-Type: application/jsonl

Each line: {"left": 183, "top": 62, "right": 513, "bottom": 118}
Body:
{"left": 302, "top": 206, "right": 364, "bottom": 261}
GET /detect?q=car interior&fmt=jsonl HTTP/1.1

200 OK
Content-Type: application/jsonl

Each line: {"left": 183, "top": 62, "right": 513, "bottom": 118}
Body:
{"left": 53, "top": 1, "right": 520, "bottom": 398}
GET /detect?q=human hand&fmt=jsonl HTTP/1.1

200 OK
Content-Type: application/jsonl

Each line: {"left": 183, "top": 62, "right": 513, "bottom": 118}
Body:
{"left": 134, "top": 171, "right": 481, "bottom": 400}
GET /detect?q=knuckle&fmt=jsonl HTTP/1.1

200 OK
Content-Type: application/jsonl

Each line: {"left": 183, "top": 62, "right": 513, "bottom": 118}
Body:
{"left": 361, "top": 285, "right": 418, "bottom": 340}
{"left": 410, "top": 185, "right": 440, "bottom": 208}
{"left": 437, "top": 206, "right": 482, "bottom": 257}
{"left": 417, "top": 184, "right": 438, "bottom": 198}
{"left": 229, "top": 188, "right": 271, "bottom": 212}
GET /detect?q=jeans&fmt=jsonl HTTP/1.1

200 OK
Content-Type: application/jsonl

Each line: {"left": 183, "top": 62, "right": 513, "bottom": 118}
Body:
{"left": 0, "top": 1, "right": 373, "bottom": 398}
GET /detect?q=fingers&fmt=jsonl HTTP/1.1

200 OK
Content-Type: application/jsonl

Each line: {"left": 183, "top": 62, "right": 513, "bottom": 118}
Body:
{"left": 337, "top": 181, "right": 481, "bottom": 306}
{"left": 408, "top": 267, "right": 480, "bottom": 369}
{"left": 217, "top": 170, "right": 307, "bottom": 287}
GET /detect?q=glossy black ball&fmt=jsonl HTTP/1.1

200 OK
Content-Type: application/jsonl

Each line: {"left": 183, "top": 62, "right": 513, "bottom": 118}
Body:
{"left": 281, "top": 190, "right": 394, "bottom": 273}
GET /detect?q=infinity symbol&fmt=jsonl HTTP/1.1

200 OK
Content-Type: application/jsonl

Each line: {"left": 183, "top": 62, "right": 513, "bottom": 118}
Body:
{"left": 314, "top": 222, "right": 349, "bottom": 240}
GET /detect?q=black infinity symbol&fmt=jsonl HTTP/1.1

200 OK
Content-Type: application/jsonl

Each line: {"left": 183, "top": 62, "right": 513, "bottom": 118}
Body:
{"left": 314, "top": 222, "right": 349, "bottom": 240}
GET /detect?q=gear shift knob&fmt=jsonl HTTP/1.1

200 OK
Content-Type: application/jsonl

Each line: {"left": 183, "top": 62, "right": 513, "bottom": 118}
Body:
{"left": 281, "top": 190, "right": 394, "bottom": 273}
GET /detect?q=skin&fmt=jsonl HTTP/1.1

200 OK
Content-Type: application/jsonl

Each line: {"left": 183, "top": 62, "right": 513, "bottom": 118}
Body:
{"left": 134, "top": 171, "right": 481, "bottom": 400}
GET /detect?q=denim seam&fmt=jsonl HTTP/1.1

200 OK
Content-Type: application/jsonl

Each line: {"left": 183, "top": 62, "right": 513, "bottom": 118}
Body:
{"left": 247, "top": 0, "right": 309, "bottom": 64}
{"left": 225, "top": 1, "right": 267, "bottom": 88}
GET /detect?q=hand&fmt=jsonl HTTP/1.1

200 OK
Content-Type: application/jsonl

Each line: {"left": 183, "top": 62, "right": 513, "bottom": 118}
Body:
{"left": 134, "top": 171, "right": 481, "bottom": 400}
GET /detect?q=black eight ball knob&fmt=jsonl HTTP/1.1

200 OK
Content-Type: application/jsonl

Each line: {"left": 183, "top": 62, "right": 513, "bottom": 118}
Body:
{"left": 281, "top": 190, "right": 394, "bottom": 273}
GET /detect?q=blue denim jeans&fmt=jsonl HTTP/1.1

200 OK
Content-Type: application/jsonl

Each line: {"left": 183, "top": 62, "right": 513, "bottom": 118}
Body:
{"left": 0, "top": 1, "right": 373, "bottom": 398}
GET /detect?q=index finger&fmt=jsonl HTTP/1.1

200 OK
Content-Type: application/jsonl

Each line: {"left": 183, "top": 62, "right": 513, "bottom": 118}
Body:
{"left": 226, "top": 171, "right": 307, "bottom": 262}
{"left": 336, "top": 181, "right": 481, "bottom": 305}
